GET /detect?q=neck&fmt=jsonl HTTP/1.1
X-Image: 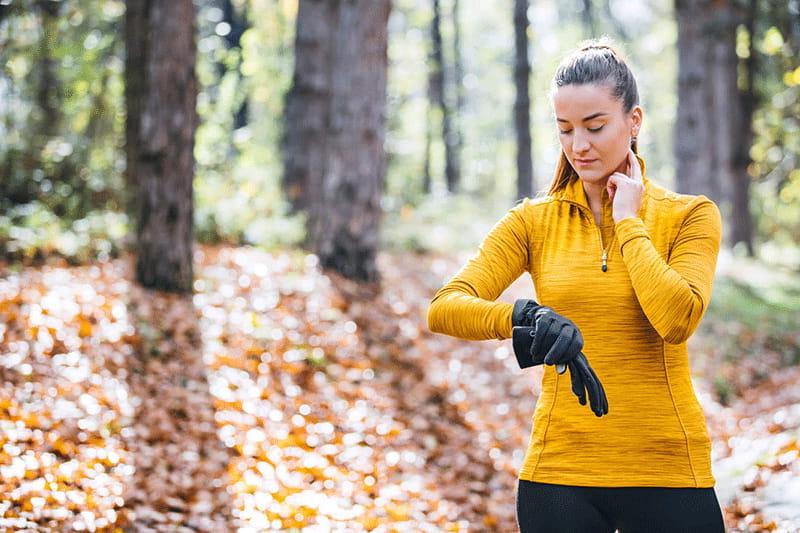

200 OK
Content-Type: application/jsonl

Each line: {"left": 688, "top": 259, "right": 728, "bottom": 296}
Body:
{"left": 582, "top": 178, "right": 611, "bottom": 212}
{"left": 581, "top": 156, "right": 628, "bottom": 218}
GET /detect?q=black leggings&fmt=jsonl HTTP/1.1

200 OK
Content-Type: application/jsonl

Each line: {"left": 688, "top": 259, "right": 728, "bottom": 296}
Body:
{"left": 516, "top": 479, "right": 726, "bottom": 533}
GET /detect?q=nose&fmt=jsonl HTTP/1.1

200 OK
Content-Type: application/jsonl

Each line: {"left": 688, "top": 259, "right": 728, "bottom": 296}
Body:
{"left": 572, "top": 131, "right": 591, "bottom": 154}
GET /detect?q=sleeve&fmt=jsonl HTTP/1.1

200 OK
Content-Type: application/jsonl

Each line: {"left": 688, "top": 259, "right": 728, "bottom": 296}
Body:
{"left": 613, "top": 197, "right": 722, "bottom": 344}
{"left": 426, "top": 201, "right": 531, "bottom": 341}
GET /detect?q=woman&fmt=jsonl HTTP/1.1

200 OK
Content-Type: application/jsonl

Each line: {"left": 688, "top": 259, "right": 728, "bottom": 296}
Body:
{"left": 427, "top": 39, "right": 727, "bottom": 533}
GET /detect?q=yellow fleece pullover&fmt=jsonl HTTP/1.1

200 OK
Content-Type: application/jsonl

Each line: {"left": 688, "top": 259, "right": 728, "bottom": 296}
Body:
{"left": 427, "top": 154, "right": 722, "bottom": 487}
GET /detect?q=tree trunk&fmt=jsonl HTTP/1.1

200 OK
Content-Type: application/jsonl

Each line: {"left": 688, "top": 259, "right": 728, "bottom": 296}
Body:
{"left": 787, "top": 0, "right": 800, "bottom": 56}
{"left": 729, "top": 0, "right": 756, "bottom": 256}
{"left": 34, "top": 0, "right": 61, "bottom": 137}
{"left": 287, "top": 0, "right": 391, "bottom": 282}
{"left": 126, "top": 0, "right": 198, "bottom": 293}
{"left": 220, "top": 0, "right": 249, "bottom": 130}
{"left": 675, "top": 0, "right": 756, "bottom": 253}
{"left": 450, "top": 0, "right": 463, "bottom": 191}
{"left": 430, "top": 0, "right": 458, "bottom": 193}
{"left": 514, "top": 0, "right": 533, "bottom": 200}
{"left": 281, "top": 0, "right": 336, "bottom": 215}
{"left": 582, "top": 0, "right": 597, "bottom": 37}
{"left": 124, "top": 1, "right": 147, "bottom": 227}
{"left": 674, "top": 0, "right": 719, "bottom": 201}
{"left": 423, "top": 96, "right": 433, "bottom": 194}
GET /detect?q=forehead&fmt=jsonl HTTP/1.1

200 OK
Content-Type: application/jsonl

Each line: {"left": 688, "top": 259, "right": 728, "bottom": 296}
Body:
{"left": 551, "top": 83, "right": 621, "bottom": 118}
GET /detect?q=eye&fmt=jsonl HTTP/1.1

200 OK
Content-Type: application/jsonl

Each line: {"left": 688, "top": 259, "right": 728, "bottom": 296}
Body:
{"left": 588, "top": 125, "right": 604, "bottom": 132}
{"left": 558, "top": 129, "right": 573, "bottom": 135}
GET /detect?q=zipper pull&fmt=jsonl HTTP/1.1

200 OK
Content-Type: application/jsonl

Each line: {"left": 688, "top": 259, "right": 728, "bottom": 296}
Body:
{"left": 602, "top": 250, "right": 608, "bottom": 272}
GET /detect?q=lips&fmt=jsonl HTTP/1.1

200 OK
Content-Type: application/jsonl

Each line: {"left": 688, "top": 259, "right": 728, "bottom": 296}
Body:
{"left": 575, "top": 158, "right": 597, "bottom": 166}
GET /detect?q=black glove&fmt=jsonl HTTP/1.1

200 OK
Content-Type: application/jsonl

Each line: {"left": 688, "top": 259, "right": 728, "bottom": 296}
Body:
{"left": 526, "top": 305, "right": 584, "bottom": 366}
{"left": 512, "top": 298, "right": 542, "bottom": 328}
{"left": 513, "top": 326, "right": 609, "bottom": 417}
{"left": 511, "top": 299, "right": 609, "bottom": 417}
{"left": 512, "top": 299, "right": 577, "bottom": 374}
{"left": 567, "top": 353, "right": 609, "bottom": 418}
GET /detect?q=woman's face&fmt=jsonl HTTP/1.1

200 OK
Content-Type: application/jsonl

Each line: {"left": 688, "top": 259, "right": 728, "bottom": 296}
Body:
{"left": 551, "top": 83, "right": 642, "bottom": 185}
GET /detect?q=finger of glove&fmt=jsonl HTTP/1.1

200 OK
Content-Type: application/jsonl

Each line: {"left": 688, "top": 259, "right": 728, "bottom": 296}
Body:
{"left": 564, "top": 325, "right": 584, "bottom": 361}
{"left": 543, "top": 325, "right": 575, "bottom": 365}
{"left": 582, "top": 358, "right": 608, "bottom": 414}
{"left": 578, "top": 355, "right": 607, "bottom": 414}
{"left": 568, "top": 359, "right": 586, "bottom": 405}
{"left": 530, "top": 316, "right": 557, "bottom": 357}
{"left": 574, "top": 355, "right": 604, "bottom": 417}
{"left": 523, "top": 302, "right": 540, "bottom": 325}
{"left": 570, "top": 327, "right": 584, "bottom": 355}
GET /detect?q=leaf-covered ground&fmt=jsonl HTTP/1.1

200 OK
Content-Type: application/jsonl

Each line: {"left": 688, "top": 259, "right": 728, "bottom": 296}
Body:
{"left": 0, "top": 245, "right": 797, "bottom": 532}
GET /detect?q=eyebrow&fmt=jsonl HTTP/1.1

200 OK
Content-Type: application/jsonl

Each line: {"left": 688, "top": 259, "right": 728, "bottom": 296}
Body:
{"left": 556, "top": 112, "right": 608, "bottom": 123}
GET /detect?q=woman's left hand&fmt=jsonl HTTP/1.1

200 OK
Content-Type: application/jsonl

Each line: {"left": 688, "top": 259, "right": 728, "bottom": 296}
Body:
{"left": 607, "top": 148, "right": 644, "bottom": 223}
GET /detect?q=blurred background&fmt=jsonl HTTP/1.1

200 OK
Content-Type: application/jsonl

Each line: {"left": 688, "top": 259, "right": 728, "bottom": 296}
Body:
{"left": 0, "top": 0, "right": 798, "bottom": 532}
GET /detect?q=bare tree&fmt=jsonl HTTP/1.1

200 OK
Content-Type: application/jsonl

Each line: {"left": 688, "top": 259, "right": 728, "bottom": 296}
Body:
{"left": 284, "top": 0, "right": 392, "bottom": 282}
{"left": 281, "top": 1, "right": 336, "bottom": 214}
{"left": 125, "top": 0, "right": 198, "bottom": 292}
{"left": 514, "top": 0, "right": 533, "bottom": 200}
{"left": 675, "top": 0, "right": 757, "bottom": 254}
{"left": 430, "top": 0, "right": 459, "bottom": 192}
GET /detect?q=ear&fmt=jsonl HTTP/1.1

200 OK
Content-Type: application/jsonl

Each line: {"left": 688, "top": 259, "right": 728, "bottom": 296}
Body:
{"left": 630, "top": 105, "right": 643, "bottom": 134}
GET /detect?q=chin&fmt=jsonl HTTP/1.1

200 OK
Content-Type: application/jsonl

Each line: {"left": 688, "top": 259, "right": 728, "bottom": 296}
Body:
{"left": 575, "top": 169, "right": 607, "bottom": 182}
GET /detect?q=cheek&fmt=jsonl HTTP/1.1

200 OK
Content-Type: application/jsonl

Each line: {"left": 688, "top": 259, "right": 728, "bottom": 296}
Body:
{"left": 597, "top": 127, "right": 627, "bottom": 154}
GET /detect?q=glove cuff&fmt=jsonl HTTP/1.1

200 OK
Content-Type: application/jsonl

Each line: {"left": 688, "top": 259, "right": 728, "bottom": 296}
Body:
{"left": 512, "top": 326, "right": 543, "bottom": 369}
{"left": 512, "top": 298, "right": 541, "bottom": 327}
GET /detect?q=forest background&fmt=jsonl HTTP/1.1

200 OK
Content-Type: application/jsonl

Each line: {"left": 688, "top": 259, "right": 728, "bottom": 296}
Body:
{"left": 0, "top": 0, "right": 799, "bottom": 531}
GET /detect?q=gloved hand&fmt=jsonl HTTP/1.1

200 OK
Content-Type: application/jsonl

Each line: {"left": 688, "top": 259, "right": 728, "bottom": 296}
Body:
{"left": 526, "top": 304, "right": 584, "bottom": 367}
{"left": 511, "top": 298, "right": 543, "bottom": 328}
{"left": 511, "top": 299, "right": 575, "bottom": 374}
{"left": 511, "top": 299, "right": 609, "bottom": 417}
{"left": 513, "top": 327, "right": 609, "bottom": 417}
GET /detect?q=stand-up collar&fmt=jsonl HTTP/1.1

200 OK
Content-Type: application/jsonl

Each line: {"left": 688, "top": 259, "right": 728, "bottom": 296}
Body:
{"left": 554, "top": 153, "right": 650, "bottom": 223}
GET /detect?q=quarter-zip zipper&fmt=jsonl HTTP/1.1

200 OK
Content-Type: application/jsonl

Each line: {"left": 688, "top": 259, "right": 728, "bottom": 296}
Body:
{"left": 564, "top": 200, "right": 617, "bottom": 272}
{"left": 595, "top": 224, "right": 617, "bottom": 272}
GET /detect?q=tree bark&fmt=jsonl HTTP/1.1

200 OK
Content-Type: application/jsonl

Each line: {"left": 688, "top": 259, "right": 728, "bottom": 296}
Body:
{"left": 450, "top": 0, "right": 463, "bottom": 191}
{"left": 286, "top": 0, "right": 391, "bottom": 282}
{"left": 281, "top": 0, "right": 336, "bottom": 214}
{"left": 430, "top": 0, "right": 458, "bottom": 193}
{"left": 126, "top": 0, "right": 198, "bottom": 292}
{"left": 675, "top": 0, "right": 756, "bottom": 254}
{"left": 729, "top": 0, "right": 756, "bottom": 255}
{"left": 674, "top": 0, "right": 719, "bottom": 201}
{"left": 514, "top": 0, "right": 533, "bottom": 200}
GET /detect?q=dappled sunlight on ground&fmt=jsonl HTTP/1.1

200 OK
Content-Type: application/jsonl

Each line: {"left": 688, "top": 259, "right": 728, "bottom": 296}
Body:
{"left": 0, "top": 245, "right": 797, "bottom": 532}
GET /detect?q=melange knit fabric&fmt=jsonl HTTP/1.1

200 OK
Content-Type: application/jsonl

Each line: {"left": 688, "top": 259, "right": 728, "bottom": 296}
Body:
{"left": 427, "top": 154, "right": 722, "bottom": 488}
